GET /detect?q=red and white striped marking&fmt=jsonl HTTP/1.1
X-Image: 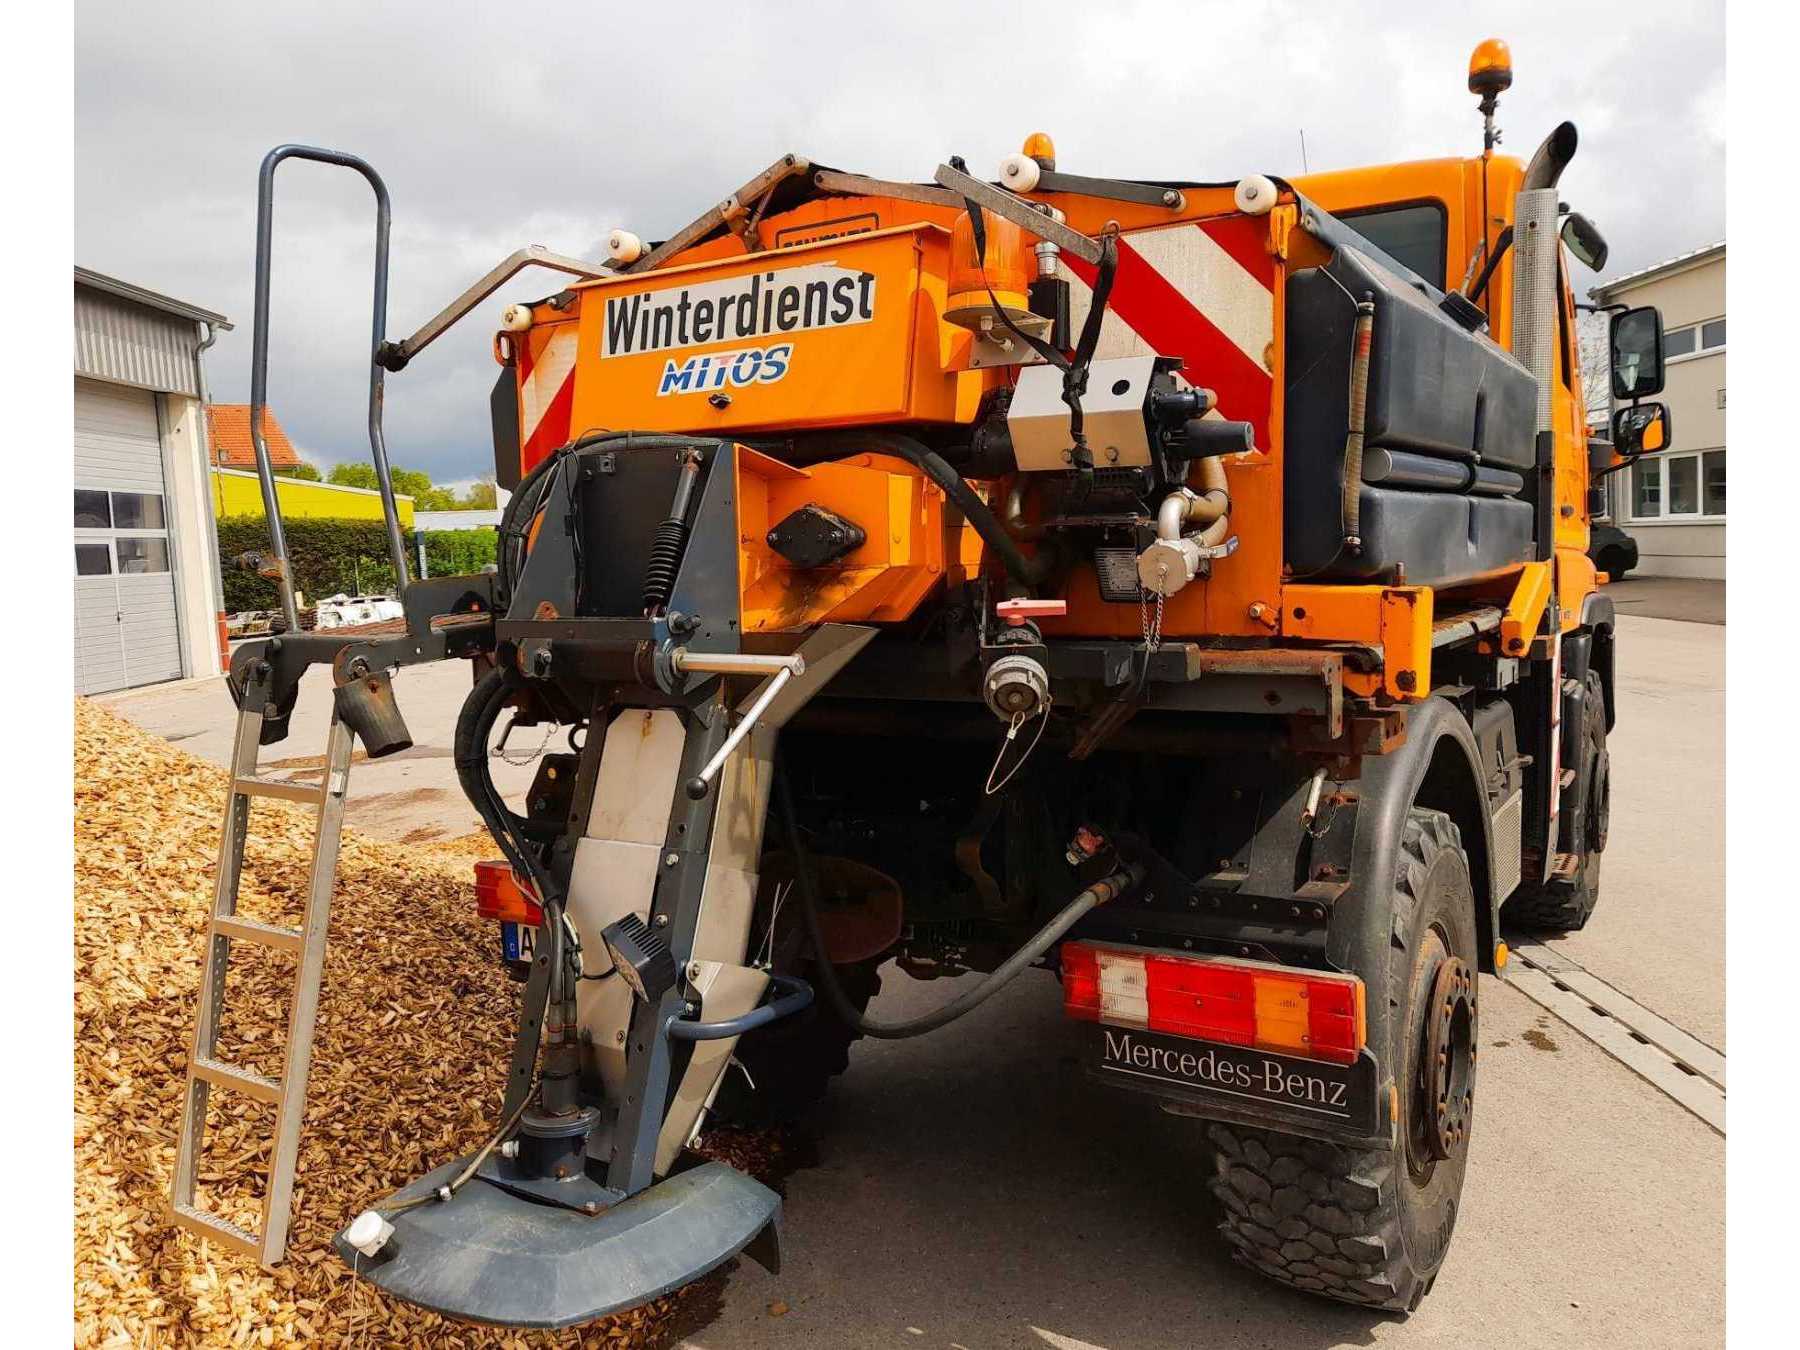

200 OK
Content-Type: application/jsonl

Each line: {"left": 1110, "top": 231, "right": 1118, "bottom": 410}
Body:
{"left": 1062, "top": 216, "right": 1276, "bottom": 449}
{"left": 518, "top": 324, "right": 579, "bottom": 471}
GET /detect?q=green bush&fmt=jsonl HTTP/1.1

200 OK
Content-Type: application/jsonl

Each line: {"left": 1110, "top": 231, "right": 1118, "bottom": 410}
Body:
{"left": 216, "top": 516, "right": 497, "bottom": 611}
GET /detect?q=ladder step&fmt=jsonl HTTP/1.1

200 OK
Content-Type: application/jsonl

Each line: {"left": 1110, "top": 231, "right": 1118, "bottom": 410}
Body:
{"left": 213, "top": 914, "right": 304, "bottom": 954}
{"left": 192, "top": 1055, "right": 283, "bottom": 1104}
{"left": 233, "top": 774, "right": 326, "bottom": 804}
{"left": 170, "top": 1202, "right": 262, "bottom": 1261}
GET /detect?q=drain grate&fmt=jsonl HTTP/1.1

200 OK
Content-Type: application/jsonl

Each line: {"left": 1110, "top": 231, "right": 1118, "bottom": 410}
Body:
{"left": 1502, "top": 940, "right": 1725, "bottom": 1135}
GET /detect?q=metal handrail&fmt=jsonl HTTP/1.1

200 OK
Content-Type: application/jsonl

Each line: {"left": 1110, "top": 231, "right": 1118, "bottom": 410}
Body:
{"left": 250, "top": 144, "right": 410, "bottom": 627}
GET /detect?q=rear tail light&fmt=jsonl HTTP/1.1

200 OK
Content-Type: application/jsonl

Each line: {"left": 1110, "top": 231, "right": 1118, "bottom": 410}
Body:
{"left": 1061, "top": 942, "right": 1365, "bottom": 1065}
{"left": 474, "top": 860, "right": 543, "bottom": 926}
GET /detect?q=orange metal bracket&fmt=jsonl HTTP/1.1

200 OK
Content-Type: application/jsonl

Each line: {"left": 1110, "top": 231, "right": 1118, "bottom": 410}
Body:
{"left": 1499, "top": 561, "right": 1553, "bottom": 656}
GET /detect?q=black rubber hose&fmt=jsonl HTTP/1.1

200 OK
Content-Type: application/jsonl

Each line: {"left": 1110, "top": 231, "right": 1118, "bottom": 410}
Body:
{"left": 776, "top": 768, "right": 1141, "bottom": 1039}
{"left": 454, "top": 666, "right": 558, "bottom": 903}
{"left": 754, "top": 430, "right": 1055, "bottom": 587}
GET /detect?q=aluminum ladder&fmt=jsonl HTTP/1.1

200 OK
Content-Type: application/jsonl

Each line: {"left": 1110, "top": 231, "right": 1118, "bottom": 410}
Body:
{"left": 168, "top": 680, "right": 355, "bottom": 1265}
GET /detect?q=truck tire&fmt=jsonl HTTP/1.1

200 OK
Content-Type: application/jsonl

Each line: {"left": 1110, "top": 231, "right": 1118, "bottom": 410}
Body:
{"left": 1503, "top": 668, "right": 1608, "bottom": 933}
{"left": 1207, "top": 809, "right": 1478, "bottom": 1313}
{"left": 710, "top": 956, "right": 882, "bottom": 1126}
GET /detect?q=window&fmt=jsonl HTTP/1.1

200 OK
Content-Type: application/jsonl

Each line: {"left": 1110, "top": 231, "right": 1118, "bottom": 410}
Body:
{"left": 74, "top": 489, "right": 111, "bottom": 529}
{"left": 115, "top": 538, "right": 170, "bottom": 574}
{"left": 1338, "top": 202, "right": 1448, "bottom": 288}
{"left": 1668, "top": 457, "right": 1698, "bottom": 514}
{"left": 1663, "top": 318, "right": 1725, "bottom": 362}
{"left": 110, "top": 492, "right": 165, "bottom": 530}
{"left": 1702, "top": 449, "right": 1726, "bottom": 516}
{"left": 75, "top": 544, "right": 111, "bottom": 577}
{"left": 1631, "top": 458, "right": 1661, "bottom": 517}
{"left": 1628, "top": 449, "right": 1724, "bottom": 521}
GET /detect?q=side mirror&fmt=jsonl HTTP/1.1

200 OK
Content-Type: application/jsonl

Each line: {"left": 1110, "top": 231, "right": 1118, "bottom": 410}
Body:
{"left": 1612, "top": 401, "right": 1671, "bottom": 457}
{"left": 1610, "top": 305, "right": 1665, "bottom": 400}
{"left": 1561, "top": 212, "right": 1609, "bottom": 271}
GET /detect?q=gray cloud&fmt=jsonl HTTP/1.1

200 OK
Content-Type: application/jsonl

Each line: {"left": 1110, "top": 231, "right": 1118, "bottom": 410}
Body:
{"left": 76, "top": 0, "right": 1724, "bottom": 480}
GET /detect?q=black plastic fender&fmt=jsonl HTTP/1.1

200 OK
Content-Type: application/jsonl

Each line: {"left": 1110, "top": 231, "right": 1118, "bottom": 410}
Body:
{"left": 1581, "top": 591, "right": 1618, "bottom": 732}
{"left": 1325, "top": 697, "right": 1497, "bottom": 1108}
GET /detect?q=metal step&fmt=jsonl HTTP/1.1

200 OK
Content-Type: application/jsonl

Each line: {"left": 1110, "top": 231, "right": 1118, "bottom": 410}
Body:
{"left": 213, "top": 914, "right": 304, "bottom": 954}
{"left": 170, "top": 1202, "right": 262, "bottom": 1261}
{"left": 191, "top": 1055, "right": 283, "bottom": 1104}
{"left": 232, "top": 774, "right": 326, "bottom": 804}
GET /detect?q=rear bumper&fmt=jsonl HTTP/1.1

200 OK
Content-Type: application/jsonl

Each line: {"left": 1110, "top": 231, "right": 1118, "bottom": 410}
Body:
{"left": 1085, "top": 1025, "right": 1392, "bottom": 1149}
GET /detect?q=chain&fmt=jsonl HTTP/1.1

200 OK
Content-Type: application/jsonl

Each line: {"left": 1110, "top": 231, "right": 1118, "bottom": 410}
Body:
{"left": 1138, "top": 580, "right": 1165, "bottom": 653}
{"left": 493, "top": 715, "right": 555, "bottom": 767}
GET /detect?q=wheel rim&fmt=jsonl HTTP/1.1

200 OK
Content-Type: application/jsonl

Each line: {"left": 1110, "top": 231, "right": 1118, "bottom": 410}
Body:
{"left": 1422, "top": 955, "right": 1476, "bottom": 1163}
{"left": 1406, "top": 937, "right": 1477, "bottom": 1177}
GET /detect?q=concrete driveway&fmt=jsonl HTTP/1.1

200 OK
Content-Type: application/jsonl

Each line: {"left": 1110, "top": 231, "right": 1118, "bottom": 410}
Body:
{"left": 96, "top": 614, "right": 1725, "bottom": 1348}
{"left": 683, "top": 612, "right": 1726, "bottom": 1349}
{"left": 94, "top": 658, "right": 540, "bottom": 844}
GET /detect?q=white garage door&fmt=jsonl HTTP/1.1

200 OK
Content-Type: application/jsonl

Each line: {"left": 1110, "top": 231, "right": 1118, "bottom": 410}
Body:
{"left": 74, "top": 378, "right": 183, "bottom": 694}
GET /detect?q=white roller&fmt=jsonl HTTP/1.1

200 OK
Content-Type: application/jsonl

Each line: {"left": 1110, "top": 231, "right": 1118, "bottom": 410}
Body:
{"left": 1234, "top": 174, "right": 1277, "bottom": 216}
{"left": 499, "top": 303, "right": 534, "bottom": 332}
{"left": 998, "top": 152, "right": 1042, "bottom": 193}
{"left": 607, "top": 228, "right": 645, "bottom": 264}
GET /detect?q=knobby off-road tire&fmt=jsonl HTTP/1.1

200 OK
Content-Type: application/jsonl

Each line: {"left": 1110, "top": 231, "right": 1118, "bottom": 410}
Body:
{"left": 710, "top": 957, "right": 882, "bottom": 1127}
{"left": 1504, "top": 667, "right": 1609, "bottom": 933}
{"left": 1208, "top": 809, "right": 1478, "bottom": 1313}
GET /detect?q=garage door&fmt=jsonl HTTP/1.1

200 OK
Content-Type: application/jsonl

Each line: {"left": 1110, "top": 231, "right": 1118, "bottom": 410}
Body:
{"left": 74, "top": 378, "right": 183, "bottom": 694}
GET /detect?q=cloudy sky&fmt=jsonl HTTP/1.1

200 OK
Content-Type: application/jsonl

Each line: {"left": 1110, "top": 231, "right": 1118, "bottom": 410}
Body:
{"left": 74, "top": 1, "right": 1725, "bottom": 484}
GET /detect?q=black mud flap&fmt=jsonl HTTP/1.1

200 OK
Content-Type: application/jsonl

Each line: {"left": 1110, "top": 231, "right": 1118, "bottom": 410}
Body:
{"left": 1086, "top": 1025, "right": 1388, "bottom": 1149}
{"left": 332, "top": 1158, "right": 781, "bottom": 1330}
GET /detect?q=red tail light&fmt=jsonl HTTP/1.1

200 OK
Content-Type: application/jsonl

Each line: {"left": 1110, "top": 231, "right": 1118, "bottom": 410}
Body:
{"left": 1061, "top": 942, "right": 1365, "bottom": 1065}
{"left": 473, "top": 860, "right": 543, "bottom": 926}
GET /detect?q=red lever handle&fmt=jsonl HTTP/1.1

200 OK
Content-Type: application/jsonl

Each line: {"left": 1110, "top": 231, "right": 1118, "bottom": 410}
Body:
{"left": 995, "top": 598, "right": 1067, "bottom": 627}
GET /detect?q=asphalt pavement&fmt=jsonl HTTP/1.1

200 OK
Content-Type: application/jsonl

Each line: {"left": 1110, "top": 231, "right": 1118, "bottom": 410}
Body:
{"left": 97, "top": 611, "right": 1726, "bottom": 1349}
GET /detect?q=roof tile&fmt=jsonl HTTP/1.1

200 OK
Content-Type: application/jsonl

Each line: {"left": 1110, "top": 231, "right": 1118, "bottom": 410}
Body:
{"left": 204, "top": 405, "right": 301, "bottom": 470}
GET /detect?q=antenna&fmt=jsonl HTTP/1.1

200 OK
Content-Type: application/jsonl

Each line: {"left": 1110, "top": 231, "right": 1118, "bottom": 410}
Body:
{"left": 1299, "top": 129, "right": 1310, "bottom": 174}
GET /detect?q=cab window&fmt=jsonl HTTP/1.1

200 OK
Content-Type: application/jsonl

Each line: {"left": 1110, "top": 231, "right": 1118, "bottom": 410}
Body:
{"left": 1337, "top": 201, "right": 1448, "bottom": 288}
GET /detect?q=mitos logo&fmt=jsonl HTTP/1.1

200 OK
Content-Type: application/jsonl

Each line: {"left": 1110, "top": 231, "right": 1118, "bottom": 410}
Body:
{"left": 657, "top": 344, "right": 792, "bottom": 397}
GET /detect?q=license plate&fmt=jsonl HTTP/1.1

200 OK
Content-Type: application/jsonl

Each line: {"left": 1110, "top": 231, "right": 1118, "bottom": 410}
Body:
{"left": 1089, "top": 1025, "right": 1379, "bottom": 1134}
{"left": 500, "top": 921, "right": 537, "bottom": 964}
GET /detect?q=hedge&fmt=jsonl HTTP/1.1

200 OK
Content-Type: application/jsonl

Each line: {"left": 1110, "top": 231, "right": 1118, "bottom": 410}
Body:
{"left": 216, "top": 516, "right": 497, "bottom": 611}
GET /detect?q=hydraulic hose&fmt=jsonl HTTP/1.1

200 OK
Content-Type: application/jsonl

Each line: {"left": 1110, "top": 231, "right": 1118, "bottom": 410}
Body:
{"left": 757, "top": 430, "right": 1056, "bottom": 587}
{"left": 777, "top": 769, "right": 1142, "bottom": 1039}
{"left": 454, "top": 666, "right": 558, "bottom": 904}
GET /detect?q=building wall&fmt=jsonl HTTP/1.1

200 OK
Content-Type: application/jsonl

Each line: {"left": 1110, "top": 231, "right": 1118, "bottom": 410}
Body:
{"left": 74, "top": 286, "right": 203, "bottom": 397}
{"left": 211, "top": 468, "right": 416, "bottom": 527}
{"left": 158, "top": 393, "right": 227, "bottom": 680}
{"left": 1604, "top": 250, "right": 1726, "bottom": 580}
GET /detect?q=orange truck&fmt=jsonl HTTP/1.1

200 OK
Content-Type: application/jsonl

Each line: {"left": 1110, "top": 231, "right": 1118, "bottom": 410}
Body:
{"left": 182, "top": 39, "right": 1672, "bottom": 1328}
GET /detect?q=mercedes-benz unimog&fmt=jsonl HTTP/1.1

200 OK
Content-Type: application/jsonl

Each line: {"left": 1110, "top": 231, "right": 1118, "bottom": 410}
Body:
{"left": 168, "top": 38, "right": 1673, "bottom": 1326}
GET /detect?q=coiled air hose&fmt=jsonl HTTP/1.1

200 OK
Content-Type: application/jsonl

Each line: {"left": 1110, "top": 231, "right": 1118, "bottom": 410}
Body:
{"left": 777, "top": 769, "right": 1142, "bottom": 1039}
{"left": 1341, "top": 294, "right": 1375, "bottom": 557}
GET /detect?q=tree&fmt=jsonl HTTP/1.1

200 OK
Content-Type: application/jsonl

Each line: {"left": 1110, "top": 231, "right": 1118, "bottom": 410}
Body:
{"left": 460, "top": 478, "right": 498, "bottom": 510}
{"left": 326, "top": 462, "right": 378, "bottom": 491}
{"left": 273, "top": 461, "right": 321, "bottom": 481}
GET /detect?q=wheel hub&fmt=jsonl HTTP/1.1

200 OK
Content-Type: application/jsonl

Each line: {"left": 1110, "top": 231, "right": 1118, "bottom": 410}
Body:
{"left": 1422, "top": 955, "right": 1476, "bottom": 1163}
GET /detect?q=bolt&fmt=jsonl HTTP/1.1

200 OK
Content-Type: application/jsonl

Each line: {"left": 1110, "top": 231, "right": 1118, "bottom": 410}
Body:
{"left": 1162, "top": 189, "right": 1180, "bottom": 207}
{"left": 615, "top": 1030, "right": 626, "bottom": 1043}
{"left": 654, "top": 914, "right": 669, "bottom": 928}
{"left": 664, "top": 852, "right": 679, "bottom": 867}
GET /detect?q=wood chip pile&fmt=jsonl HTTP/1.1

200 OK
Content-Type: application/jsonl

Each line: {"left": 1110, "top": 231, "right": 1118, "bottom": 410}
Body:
{"left": 73, "top": 697, "right": 781, "bottom": 1347}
